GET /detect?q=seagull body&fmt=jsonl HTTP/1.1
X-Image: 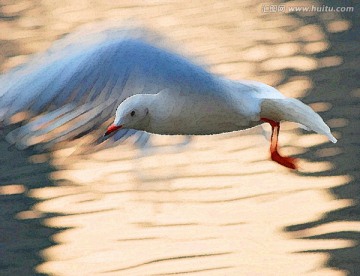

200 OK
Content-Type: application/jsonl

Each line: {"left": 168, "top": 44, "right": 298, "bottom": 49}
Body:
{"left": 0, "top": 25, "right": 337, "bottom": 169}
{"left": 115, "top": 81, "right": 264, "bottom": 136}
{"left": 105, "top": 77, "right": 337, "bottom": 169}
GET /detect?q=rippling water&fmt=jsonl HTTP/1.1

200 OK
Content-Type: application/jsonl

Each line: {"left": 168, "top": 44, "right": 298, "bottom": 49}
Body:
{"left": 0, "top": 0, "right": 359, "bottom": 275}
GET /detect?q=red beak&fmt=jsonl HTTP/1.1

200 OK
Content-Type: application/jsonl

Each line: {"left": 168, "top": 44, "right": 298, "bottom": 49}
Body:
{"left": 104, "top": 124, "right": 122, "bottom": 136}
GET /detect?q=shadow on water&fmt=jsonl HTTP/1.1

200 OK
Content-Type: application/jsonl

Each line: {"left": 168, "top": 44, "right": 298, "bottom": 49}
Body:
{"left": 283, "top": 1, "right": 360, "bottom": 274}
{"left": 0, "top": 0, "right": 359, "bottom": 275}
{"left": 0, "top": 2, "right": 63, "bottom": 275}
{"left": 0, "top": 138, "right": 64, "bottom": 276}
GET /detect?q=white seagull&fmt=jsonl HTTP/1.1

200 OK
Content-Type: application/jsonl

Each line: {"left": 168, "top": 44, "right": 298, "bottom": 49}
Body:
{"left": 0, "top": 25, "right": 337, "bottom": 169}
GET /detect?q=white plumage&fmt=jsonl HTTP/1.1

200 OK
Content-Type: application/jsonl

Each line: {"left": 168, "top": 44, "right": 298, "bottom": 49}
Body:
{"left": 0, "top": 25, "right": 336, "bottom": 169}
{"left": 0, "top": 27, "right": 188, "bottom": 149}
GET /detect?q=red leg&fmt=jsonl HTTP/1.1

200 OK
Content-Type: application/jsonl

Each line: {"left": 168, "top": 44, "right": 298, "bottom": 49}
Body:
{"left": 261, "top": 118, "right": 297, "bottom": 170}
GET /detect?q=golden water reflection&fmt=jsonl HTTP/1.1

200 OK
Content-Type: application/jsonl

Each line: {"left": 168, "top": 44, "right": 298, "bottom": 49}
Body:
{"left": 0, "top": 0, "right": 358, "bottom": 275}
{"left": 24, "top": 131, "right": 351, "bottom": 275}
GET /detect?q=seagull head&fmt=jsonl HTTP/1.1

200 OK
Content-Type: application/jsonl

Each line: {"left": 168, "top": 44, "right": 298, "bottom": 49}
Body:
{"left": 104, "top": 95, "right": 150, "bottom": 137}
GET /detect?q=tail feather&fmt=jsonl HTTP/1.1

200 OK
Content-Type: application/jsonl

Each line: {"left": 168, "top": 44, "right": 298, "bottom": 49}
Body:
{"left": 260, "top": 98, "right": 337, "bottom": 143}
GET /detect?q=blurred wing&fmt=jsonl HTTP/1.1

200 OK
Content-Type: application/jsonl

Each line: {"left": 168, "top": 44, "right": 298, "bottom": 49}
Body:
{"left": 0, "top": 24, "right": 211, "bottom": 150}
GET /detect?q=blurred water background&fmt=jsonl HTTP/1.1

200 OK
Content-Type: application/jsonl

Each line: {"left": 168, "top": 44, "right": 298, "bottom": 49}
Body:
{"left": 0, "top": 0, "right": 359, "bottom": 275}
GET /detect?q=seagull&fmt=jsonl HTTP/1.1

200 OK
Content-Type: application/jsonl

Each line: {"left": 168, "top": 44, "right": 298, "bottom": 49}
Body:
{"left": 104, "top": 80, "right": 337, "bottom": 169}
{"left": 0, "top": 25, "right": 336, "bottom": 169}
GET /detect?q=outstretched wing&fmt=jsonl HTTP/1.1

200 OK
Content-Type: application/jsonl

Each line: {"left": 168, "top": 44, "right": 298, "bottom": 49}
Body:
{"left": 0, "top": 24, "right": 214, "bottom": 150}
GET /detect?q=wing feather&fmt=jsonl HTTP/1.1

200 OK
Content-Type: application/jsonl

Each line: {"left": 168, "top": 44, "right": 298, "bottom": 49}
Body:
{"left": 0, "top": 24, "right": 217, "bottom": 149}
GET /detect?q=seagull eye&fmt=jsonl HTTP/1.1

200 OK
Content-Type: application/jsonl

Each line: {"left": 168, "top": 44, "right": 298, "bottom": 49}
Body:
{"left": 130, "top": 111, "right": 135, "bottom": 117}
